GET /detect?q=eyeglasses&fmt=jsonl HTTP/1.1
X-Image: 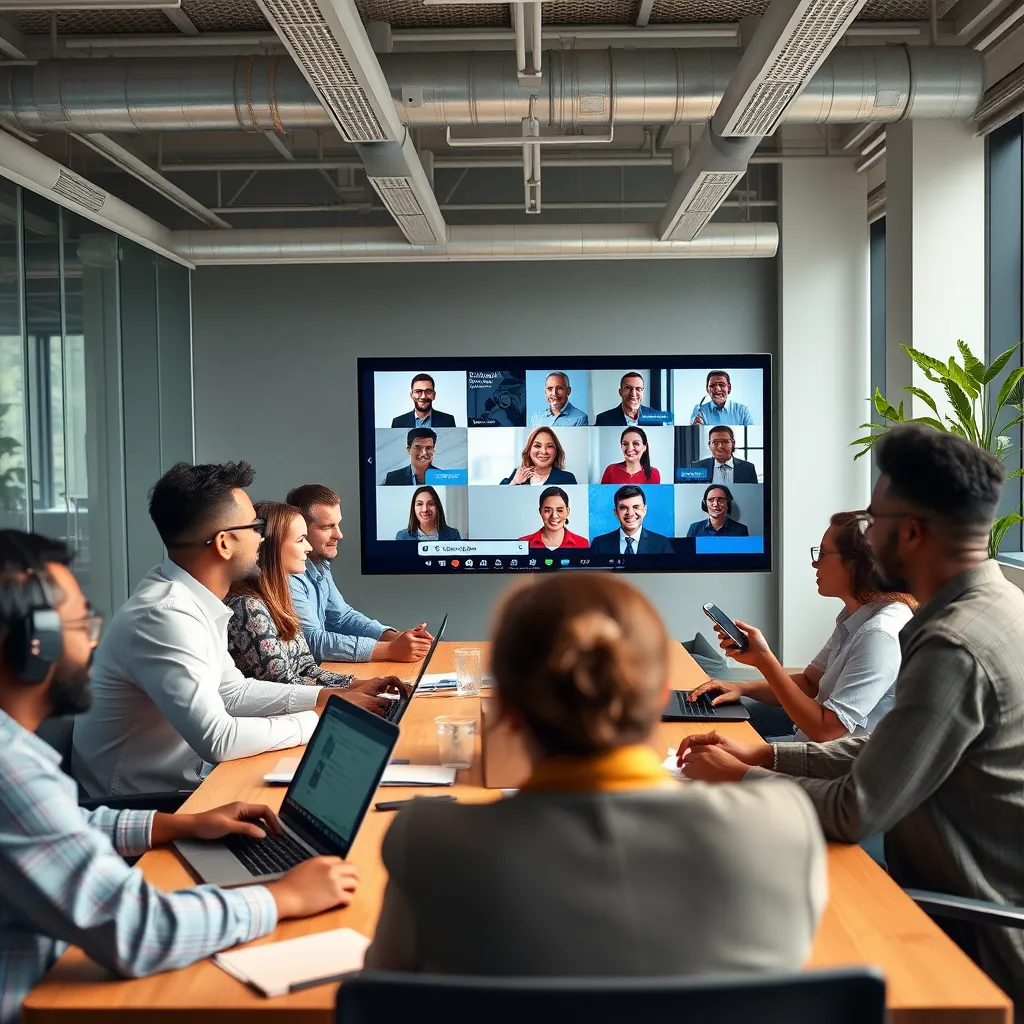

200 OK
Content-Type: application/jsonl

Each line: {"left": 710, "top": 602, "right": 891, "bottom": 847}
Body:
{"left": 200, "top": 519, "right": 265, "bottom": 547}
{"left": 411, "top": 389, "right": 436, "bottom": 398}
{"left": 65, "top": 613, "right": 104, "bottom": 642}
{"left": 810, "top": 547, "right": 841, "bottom": 562}
{"left": 708, "top": 439, "right": 734, "bottom": 448}
{"left": 705, "top": 497, "right": 728, "bottom": 506}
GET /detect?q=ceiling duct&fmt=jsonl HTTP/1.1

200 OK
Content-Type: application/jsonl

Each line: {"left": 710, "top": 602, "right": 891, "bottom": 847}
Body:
{"left": 169, "top": 222, "right": 779, "bottom": 264}
{"left": 0, "top": 127, "right": 190, "bottom": 267}
{"left": 0, "top": 48, "right": 984, "bottom": 134}
{"left": 254, "top": 0, "right": 445, "bottom": 243}
{"left": 659, "top": 129, "right": 759, "bottom": 242}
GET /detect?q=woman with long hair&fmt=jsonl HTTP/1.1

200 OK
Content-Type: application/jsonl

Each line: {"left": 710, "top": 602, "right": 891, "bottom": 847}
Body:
{"left": 600, "top": 427, "right": 661, "bottom": 484}
{"left": 227, "top": 501, "right": 354, "bottom": 687}
{"left": 501, "top": 427, "right": 577, "bottom": 486}
{"left": 395, "top": 486, "right": 462, "bottom": 541}
{"left": 365, "top": 573, "right": 826, "bottom": 976}
{"left": 518, "top": 486, "right": 588, "bottom": 550}
{"left": 689, "top": 510, "right": 916, "bottom": 743}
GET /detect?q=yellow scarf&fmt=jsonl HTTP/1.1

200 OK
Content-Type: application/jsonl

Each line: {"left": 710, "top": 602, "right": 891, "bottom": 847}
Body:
{"left": 519, "top": 744, "right": 673, "bottom": 793}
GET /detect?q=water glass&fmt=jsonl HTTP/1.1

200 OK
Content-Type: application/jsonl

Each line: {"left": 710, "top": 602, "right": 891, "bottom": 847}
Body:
{"left": 436, "top": 715, "right": 477, "bottom": 769}
{"left": 454, "top": 647, "right": 483, "bottom": 697}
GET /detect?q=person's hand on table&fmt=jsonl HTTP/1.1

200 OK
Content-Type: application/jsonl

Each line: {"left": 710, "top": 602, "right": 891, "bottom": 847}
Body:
{"left": 375, "top": 625, "right": 433, "bottom": 662}
{"left": 676, "top": 729, "right": 773, "bottom": 782}
{"left": 316, "top": 675, "right": 409, "bottom": 716}
{"left": 151, "top": 802, "right": 282, "bottom": 846}
{"left": 713, "top": 620, "right": 773, "bottom": 669}
{"left": 688, "top": 678, "right": 749, "bottom": 705}
{"left": 266, "top": 859, "right": 360, "bottom": 919}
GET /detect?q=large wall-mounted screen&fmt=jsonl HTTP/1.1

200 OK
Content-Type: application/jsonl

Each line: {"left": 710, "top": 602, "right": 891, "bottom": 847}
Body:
{"left": 358, "top": 356, "right": 771, "bottom": 576}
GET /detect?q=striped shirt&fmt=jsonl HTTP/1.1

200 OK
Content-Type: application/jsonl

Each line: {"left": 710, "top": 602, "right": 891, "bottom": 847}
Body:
{"left": 0, "top": 709, "right": 276, "bottom": 1024}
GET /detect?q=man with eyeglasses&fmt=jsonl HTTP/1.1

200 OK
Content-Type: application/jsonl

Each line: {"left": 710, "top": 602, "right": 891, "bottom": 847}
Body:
{"left": 383, "top": 428, "right": 447, "bottom": 486}
{"left": 0, "top": 530, "right": 363, "bottom": 1024}
{"left": 73, "top": 461, "right": 405, "bottom": 799}
{"left": 685, "top": 485, "right": 750, "bottom": 538}
{"left": 391, "top": 373, "right": 457, "bottom": 429}
{"left": 689, "top": 371, "right": 753, "bottom": 427}
{"left": 690, "top": 425, "right": 759, "bottom": 484}
{"left": 678, "top": 425, "right": 1024, "bottom": 1012}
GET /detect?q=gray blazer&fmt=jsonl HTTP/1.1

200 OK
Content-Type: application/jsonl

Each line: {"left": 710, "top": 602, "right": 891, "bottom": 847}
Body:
{"left": 365, "top": 778, "right": 827, "bottom": 976}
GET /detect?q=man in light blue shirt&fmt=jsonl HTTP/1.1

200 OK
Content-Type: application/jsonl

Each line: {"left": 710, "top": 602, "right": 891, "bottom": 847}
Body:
{"left": 689, "top": 370, "right": 753, "bottom": 426}
{"left": 530, "top": 372, "right": 589, "bottom": 427}
{"left": 0, "top": 530, "right": 359, "bottom": 1024}
{"left": 287, "top": 484, "right": 433, "bottom": 664}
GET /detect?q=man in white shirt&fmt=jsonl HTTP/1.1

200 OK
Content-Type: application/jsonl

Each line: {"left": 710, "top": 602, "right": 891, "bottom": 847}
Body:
{"left": 690, "top": 426, "right": 759, "bottom": 484}
{"left": 73, "top": 461, "right": 405, "bottom": 798}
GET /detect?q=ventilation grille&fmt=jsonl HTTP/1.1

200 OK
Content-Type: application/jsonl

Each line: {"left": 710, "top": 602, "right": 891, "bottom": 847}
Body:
{"left": 667, "top": 170, "right": 742, "bottom": 241}
{"left": 726, "top": 0, "right": 862, "bottom": 136}
{"left": 51, "top": 170, "right": 106, "bottom": 213}
{"left": 259, "top": 0, "right": 388, "bottom": 143}
{"left": 368, "top": 176, "right": 442, "bottom": 242}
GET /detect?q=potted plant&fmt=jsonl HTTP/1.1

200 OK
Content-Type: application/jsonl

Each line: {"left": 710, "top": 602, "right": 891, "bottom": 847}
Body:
{"left": 0, "top": 402, "right": 26, "bottom": 521}
{"left": 851, "top": 341, "right": 1024, "bottom": 559}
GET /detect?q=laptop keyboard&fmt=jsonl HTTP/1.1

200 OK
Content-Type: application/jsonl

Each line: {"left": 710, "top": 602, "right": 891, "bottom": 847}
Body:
{"left": 383, "top": 698, "right": 403, "bottom": 722}
{"left": 678, "top": 691, "right": 720, "bottom": 718}
{"left": 223, "top": 831, "right": 312, "bottom": 876}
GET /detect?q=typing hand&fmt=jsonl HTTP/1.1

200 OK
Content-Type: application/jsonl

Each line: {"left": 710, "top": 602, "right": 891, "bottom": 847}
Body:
{"left": 386, "top": 625, "right": 434, "bottom": 662}
{"left": 266, "top": 858, "right": 360, "bottom": 919}
{"left": 676, "top": 730, "right": 772, "bottom": 780}
{"left": 345, "top": 675, "right": 410, "bottom": 716}
{"left": 713, "top": 620, "right": 771, "bottom": 667}
{"left": 151, "top": 802, "right": 282, "bottom": 845}
{"left": 687, "top": 679, "right": 748, "bottom": 705}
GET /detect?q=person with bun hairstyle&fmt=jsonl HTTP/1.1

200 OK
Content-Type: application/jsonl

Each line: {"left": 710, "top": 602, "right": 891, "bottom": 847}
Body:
{"left": 364, "top": 573, "right": 827, "bottom": 977}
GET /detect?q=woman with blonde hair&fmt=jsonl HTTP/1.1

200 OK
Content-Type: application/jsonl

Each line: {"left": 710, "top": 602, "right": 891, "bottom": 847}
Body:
{"left": 500, "top": 427, "right": 577, "bottom": 486}
{"left": 365, "top": 573, "right": 826, "bottom": 977}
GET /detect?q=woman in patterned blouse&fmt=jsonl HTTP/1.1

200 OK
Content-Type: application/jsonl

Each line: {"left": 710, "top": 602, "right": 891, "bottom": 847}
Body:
{"left": 227, "top": 501, "right": 354, "bottom": 688}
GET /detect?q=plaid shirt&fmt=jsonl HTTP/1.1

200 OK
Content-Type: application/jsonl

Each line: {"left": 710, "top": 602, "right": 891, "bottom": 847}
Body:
{"left": 0, "top": 709, "right": 277, "bottom": 1024}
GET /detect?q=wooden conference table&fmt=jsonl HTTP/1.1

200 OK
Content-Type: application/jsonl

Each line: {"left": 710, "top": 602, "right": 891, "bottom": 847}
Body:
{"left": 24, "top": 642, "right": 1012, "bottom": 1024}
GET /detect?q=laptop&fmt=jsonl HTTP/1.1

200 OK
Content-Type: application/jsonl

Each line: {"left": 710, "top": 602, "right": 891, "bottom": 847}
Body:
{"left": 174, "top": 695, "right": 398, "bottom": 887}
{"left": 661, "top": 689, "right": 751, "bottom": 723}
{"left": 382, "top": 613, "right": 448, "bottom": 724}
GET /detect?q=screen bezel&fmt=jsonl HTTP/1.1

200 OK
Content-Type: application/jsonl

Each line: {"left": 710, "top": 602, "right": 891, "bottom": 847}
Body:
{"left": 358, "top": 354, "right": 772, "bottom": 576}
{"left": 281, "top": 695, "right": 398, "bottom": 856}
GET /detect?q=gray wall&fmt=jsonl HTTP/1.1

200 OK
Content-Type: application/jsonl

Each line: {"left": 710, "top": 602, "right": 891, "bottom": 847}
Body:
{"left": 191, "top": 259, "right": 778, "bottom": 648}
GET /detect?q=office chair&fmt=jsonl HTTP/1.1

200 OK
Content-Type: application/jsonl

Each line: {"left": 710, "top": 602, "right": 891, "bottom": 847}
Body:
{"left": 907, "top": 889, "right": 1024, "bottom": 929}
{"left": 35, "top": 715, "right": 187, "bottom": 814}
{"left": 336, "top": 968, "right": 886, "bottom": 1024}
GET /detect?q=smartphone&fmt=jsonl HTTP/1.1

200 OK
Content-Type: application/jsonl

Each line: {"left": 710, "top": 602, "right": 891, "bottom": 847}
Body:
{"left": 702, "top": 602, "right": 749, "bottom": 652}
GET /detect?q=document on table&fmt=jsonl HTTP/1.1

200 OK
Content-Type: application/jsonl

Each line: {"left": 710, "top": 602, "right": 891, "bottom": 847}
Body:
{"left": 263, "top": 757, "right": 456, "bottom": 787}
{"left": 663, "top": 748, "right": 685, "bottom": 782}
{"left": 213, "top": 928, "right": 370, "bottom": 997}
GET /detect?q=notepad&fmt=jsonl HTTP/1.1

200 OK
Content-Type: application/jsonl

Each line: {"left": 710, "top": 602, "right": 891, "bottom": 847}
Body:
{"left": 263, "top": 757, "right": 456, "bottom": 787}
{"left": 213, "top": 928, "right": 370, "bottom": 997}
{"left": 663, "top": 748, "right": 685, "bottom": 782}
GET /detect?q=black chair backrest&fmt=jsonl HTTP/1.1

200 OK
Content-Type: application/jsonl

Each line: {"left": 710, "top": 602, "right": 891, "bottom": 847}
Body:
{"left": 336, "top": 969, "right": 886, "bottom": 1024}
{"left": 35, "top": 715, "right": 75, "bottom": 771}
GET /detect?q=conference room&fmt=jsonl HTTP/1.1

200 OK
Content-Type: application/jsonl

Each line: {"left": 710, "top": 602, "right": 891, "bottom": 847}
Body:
{"left": 1, "top": 0, "right": 1024, "bottom": 1020}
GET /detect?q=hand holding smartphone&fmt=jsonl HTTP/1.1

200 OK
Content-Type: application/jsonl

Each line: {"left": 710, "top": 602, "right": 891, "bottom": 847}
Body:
{"left": 702, "top": 602, "right": 750, "bottom": 653}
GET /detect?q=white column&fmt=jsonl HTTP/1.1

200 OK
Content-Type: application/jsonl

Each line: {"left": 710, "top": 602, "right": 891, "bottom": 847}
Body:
{"left": 885, "top": 121, "right": 985, "bottom": 415}
{"left": 779, "top": 159, "right": 870, "bottom": 664}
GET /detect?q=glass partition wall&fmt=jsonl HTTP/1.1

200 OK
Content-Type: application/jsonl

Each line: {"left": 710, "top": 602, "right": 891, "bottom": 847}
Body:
{"left": 0, "top": 183, "right": 192, "bottom": 616}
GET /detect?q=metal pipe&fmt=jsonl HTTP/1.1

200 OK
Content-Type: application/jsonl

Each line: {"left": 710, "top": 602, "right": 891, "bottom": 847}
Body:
{"left": 930, "top": 0, "right": 939, "bottom": 44}
{"left": 0, "top": 47, "right": 984, "bottom": 134}
{"left": 170, "top": 222, "right": 780, "bottom": 263}
{"left": 62, "top": 32, "right": 280, "bottom": 48}
{"left": 512, "top": 3, "right": 526, "bottom": 77}
{"left": 531, "top": 1, "right": 542, "bottom": 75}
{"left": 210, "top": 199, "right": 777, "bottom": 213}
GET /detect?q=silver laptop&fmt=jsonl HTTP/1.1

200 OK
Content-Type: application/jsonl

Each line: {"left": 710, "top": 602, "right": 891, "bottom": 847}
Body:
{"left": 383, "top": 613, "right": 448, "bottom": 725}
{"left": 174, "top": 695, "right": 398, "bottom": 887}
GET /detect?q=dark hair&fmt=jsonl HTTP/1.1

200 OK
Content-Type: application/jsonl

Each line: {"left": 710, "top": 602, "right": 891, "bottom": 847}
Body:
{"left": 702, "top": 484, "right": 733, "bottom": 514}
{"left": 619, "top": 372, "right": 644, "bottom": 387}
{"left": 614, "top": 484, "right": 646, "bottom": 506}
{"left": 407, "top": 428, "right": 437, "bottom": 446}
{"left": 828, "top": 511, "right": 916, "bottom": 609}
{"left": 286, "top": 484, "right": 341, "bottom": 524}
{"left": 407, "top": 486, "right": 449, "bottom": 535}
{"left": 0, "top": 531, "right": 72, "bottom": 637}
{"left": 411, "top": 373, "right": 435, "bottom": 390}
{"left": 708, "top": 425, "right": 735, "bottom": 443}
{"left": 521, "top": 427, "right": 566, "bottom": 471}
{"left": 706, "top": 370, "right": 732, "bottom": 388}
{"left": 620, "top": 427, "right": 653, "bottom": 482}
{"left": 875, "top": 424, "right": 1005, "bottom": 528}
{"left": 491, "top": 574, "right": 670, "bottom": 757}
{"left": 539, "top": 485, "right": 570, "bottom": 509}
{"left": 230, "top": 502, "right": 303, "bottom": 641}
{"left": 149, "top": 461, "right": 254, "bottom": 547}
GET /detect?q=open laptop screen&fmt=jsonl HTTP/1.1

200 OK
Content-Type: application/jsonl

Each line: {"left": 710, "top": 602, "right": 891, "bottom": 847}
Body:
{"left": 282, "top": 698, "right": 397, "bottom": 855}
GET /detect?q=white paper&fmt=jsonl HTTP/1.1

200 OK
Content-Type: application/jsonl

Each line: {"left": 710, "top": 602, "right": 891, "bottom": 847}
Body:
{"left": 663, "top": 747, "right": 685, "bottom": 782}
{"left": 262, "top": 756, "right": 300, "bottom": 785}
{"left": 379, "top": 763, "right": 456, "bottom": 786}
{"left": 213, "top": 928, "right": 369, "bottom": 998}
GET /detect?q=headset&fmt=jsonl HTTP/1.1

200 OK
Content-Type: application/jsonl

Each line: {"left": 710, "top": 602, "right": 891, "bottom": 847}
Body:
{"left": 2, "top": 534, "right": 63, "bottom": 685}
{"left": 701, "top": 484, "right": 734, "bottom": 517}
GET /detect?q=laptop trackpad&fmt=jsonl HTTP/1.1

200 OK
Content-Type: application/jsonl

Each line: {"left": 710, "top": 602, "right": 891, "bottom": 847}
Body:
{"left": 173, "top": 839, "right": 280, "bottom": 888}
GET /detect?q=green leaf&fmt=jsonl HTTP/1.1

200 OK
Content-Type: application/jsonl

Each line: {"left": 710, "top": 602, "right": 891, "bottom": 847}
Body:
{"left": 903, "top": 346, "right": 950, "bottom": 380}
{"left": 1008, "top": 468, "right": 1024, "bottom": 479}
{"left": 982, "top": 343, "right": 1021, "bottom": 384}
{"left": 872, "top": 387, "right": 902, "bottom": 421}
{"left": 908, "top": 416, "right": 948, "bottom": 432}
{"left": 990, "top": 512, "right": 1024, "bottom": 557}
{"left": 946, "top": 358, "right": 980, "bottom": 401}
{"left": 941, "top": 380, "right": 978, "bottom": 441}
{"left": 998, "top": 413, "right": 1024, "bottom": 434}
{"left": 996, "top": 434, "right": 1014, "bottom": 455}
{"left": 957, "top": 340, "right": 986, "bottom": 383}
{"left": 996, "top": 366, "right": 1024, "bottom": 412}
{"left": 904, "top": 386, "right": 940, "bottom": 416}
